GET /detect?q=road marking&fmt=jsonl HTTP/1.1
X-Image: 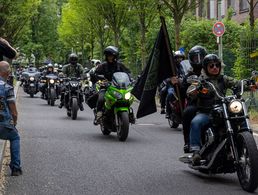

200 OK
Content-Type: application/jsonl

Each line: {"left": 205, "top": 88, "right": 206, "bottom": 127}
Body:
{"left": 136, "top": 123, "right": 157, "bottom": 126}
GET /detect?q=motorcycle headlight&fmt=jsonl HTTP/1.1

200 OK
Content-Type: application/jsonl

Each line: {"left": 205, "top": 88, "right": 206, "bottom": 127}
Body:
{"left": 49, "top": 79, "right": 55, "bottom": 84}
{"left": 29, "top": 77, "right": 35, "bottom": 81}
{"left": 228, "top": 100, "right": 243, "bottom": 114}
{"left": 124, "top": 92, "right": 131, "bottom": 100}
{"left": 72, "top": 83, "right": 78, "bottom": 87}
{"left": 113, "top": 91, "right": 122, "bottom": 99}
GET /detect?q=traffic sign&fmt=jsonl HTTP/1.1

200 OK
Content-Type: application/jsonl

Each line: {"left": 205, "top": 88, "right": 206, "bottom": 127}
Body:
{"left": 212, "top": 22, "right": 225, "bottom": 37}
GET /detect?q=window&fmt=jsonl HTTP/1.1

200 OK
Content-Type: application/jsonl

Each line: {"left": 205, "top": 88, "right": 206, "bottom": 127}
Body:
{"left": 210, "top": 0, "right": 216, "bottom": 19}
{"left": 227, "top": 0, "right": 235, "bottom": 9}
{"left": 240, "top": 0, "right": 249, "bottom": 11}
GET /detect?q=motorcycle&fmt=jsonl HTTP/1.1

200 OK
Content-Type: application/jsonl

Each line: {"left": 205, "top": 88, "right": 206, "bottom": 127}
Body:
{"left": 179, "top": 77, "right": 258, "bottom": 192}
{"left": 167, "top": 94, "right": 186, "bottom": 128}
{"left": 23, "top": 72, "right": 39, "bottom": 97}
{"left": 94, "top": 72, "right": 135, "bottom": 141}
{"left": 40, "top": 74, "right": 60, "bottom": 106}
{"left": 63, "top": 77, "right": 83, "bottom": 120}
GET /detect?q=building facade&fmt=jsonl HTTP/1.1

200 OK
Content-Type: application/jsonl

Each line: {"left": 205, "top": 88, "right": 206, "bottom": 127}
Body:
{"left": 196, "top": 0, "right": 258, "bottom": 23}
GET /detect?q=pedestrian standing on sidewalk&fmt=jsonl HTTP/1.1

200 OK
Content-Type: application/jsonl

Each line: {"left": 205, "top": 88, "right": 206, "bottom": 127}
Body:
{"left": 0, "top": 38, "right": 22, "bottom": 176}
{"left": 0, "top": 61, "right": 22, "bottom": 176}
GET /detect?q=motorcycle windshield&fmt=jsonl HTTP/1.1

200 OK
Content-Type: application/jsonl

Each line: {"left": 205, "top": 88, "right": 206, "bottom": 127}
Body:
{"left": 46, "top": 74, "right": 58, "bottom": 80}
{"left": 112, "top": 72, "right": 131, "bottom": 89}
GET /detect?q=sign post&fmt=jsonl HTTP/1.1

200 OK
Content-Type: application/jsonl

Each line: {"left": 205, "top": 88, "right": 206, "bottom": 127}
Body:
{"left": 212, "top": 21, "right": 225, "bottom": 61}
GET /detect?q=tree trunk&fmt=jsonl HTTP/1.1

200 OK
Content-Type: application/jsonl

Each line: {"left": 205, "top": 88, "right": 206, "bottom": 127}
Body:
{"left": 174, "top": 20, "right": 181, "bottom": 50}
{"left": 249, "top": 0, "right": 255, "bottom": 31}
{"left": 139, "top": 13, "right": 147, "bottom": 70}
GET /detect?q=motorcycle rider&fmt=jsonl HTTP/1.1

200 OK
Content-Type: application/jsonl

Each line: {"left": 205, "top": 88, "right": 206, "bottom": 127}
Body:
{"left": 159, "top": 50, "right": 186, "bottom": 117}
{"left": 187, "top": 54, "right": 258, "bottom": 165}
{"left": 59, "top": 53, "right": 84, "bottom": 111}
{"left": 181, "top": 45, "right": 208, "bottom": 153}
{"left": 40, "top": 63, "right": 57, "bottom": 98}
{"left": 94, "top": 46, "right": 131, "bottom": 124}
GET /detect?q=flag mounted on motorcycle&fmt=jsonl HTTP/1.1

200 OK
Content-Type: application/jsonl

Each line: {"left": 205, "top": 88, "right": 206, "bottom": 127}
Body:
{"left": 132, "top": 17, "right": 177, "bottom": 119}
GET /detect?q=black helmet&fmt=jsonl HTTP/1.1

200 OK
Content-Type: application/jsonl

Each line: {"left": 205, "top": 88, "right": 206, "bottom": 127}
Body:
{"left": 47, "top": 63, "right": 54, "bottom": 72}
{"left": 188, "top": 45, "right": 207, "bottom": 69}
{"left": 69, "top": 53, "right": 78, "bottom": 65}
{"left": 202, "top": 54, "right": 221, "bottom": 75}
{"left": 104, "top": 46, "right": 119, "bottom": 58}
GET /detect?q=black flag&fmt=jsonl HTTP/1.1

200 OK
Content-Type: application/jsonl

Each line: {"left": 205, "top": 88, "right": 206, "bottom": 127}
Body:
{"left": 132, "top": 20, "right": 175, "bottom": 118}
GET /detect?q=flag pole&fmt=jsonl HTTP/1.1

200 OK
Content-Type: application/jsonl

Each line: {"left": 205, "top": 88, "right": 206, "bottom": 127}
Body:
{"left": 159, "top": 16, "right": 183, "bottom": 117}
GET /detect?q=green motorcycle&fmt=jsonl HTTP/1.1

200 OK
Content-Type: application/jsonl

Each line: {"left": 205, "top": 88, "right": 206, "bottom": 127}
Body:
{"left": 95, "top": 72, "right": 135, "bottom": 141}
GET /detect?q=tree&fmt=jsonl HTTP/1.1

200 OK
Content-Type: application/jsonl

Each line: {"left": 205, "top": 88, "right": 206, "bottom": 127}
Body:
{"left": 160, "top": 0, "right": 198, "bottom": 49}
{"left": 247, "top": 0, "right": 258, "bottom": 31}
{"left": 129, "top": 0, "right": 158, "bottom": 69}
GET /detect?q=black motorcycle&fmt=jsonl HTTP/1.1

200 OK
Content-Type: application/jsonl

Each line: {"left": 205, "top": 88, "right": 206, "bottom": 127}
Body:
{"left": 179, "top": 77, "right": 258, "bottom": 192}
{"left": 64, "top": 77, "right": 83, "bottom": 120}
{"left": 23, "top": 73, "right": 39, "bottom": 98}
{"left": 40, "top": 74, "right": 60, "bottom": 106}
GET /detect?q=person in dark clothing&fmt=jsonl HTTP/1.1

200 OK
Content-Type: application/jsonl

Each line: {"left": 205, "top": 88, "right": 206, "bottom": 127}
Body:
{"left": 59, "top": 53, "right": 84, "bottom": 111}
{"left": 40, "top": 63, "right": 57, "bottom": 98}
{"left": 187, "top": 54, "right": 258, "bottom": 165}
{"left": 94, "top": 46, "right": 131, "bottom": 124}
{"left": 181, "top": 45, "right": 208, "bottom": 153}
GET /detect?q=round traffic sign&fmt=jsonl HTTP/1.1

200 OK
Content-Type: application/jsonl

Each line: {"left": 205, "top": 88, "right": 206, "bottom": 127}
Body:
{"left": 212, "top": 22, "right": 225, "bottom": 37}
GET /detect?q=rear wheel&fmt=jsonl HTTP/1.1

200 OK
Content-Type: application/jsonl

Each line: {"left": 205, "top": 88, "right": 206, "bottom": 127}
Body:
{"left": 236, "top": 132, "right": 258, "bottom": 192}
{"left": 71, "top": 98, "right": 78, "bottom": 120}
{"left": 30, "top": 93, "right": 34, "bottom": 98}
{"left": 117, "top": 112, "right": 129, "bottom": 141}
{"left": 100, "top": 124, "right": 111, "bottom": 135}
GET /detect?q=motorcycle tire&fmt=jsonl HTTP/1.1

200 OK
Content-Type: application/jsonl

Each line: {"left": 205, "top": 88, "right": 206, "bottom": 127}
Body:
{"left": 168, "top": 118, "right": 179, "bottom": 128}
{"left": 117, "top": 111, "right": 129, "bottom": 142}
{"left": 50, "top": 88, "right": 56, "bottom": 106}
{"left": 71, "top": 98, "right": 78, "bottom": 120}
{"left": 236, "top": 131, "right": 258, "bottom": 192}
{"left": 30, "top": 93, "right": 34, "bottom": 98}
{"left": 67, "top": 109, "right": 71, "bottom": 117}
{"left": 100, "top": 124, "right": 111, "bottom": 135}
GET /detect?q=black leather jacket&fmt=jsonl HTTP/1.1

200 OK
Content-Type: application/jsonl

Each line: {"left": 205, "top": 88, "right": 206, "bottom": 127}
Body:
{"left": 95, "top": 61, "right": 131, "bottom": 81}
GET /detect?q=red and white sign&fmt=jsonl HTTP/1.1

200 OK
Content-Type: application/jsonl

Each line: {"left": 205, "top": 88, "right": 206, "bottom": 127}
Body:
{"left": 212, "top": 22, "right": 225, "bottom": 37}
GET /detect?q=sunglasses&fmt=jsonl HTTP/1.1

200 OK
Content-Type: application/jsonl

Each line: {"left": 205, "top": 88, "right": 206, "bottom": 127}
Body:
{"left": 208, "top": 63, "right": 220, "bottom": 68}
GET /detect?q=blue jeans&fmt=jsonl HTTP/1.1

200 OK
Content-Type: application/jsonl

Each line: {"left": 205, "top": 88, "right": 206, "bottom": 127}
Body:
{"left": 190, "top": 113, "right": 210, "bottom": 151}
{"left": 166, "top": 87, "right": 176, "bottom": 114}
{"left": 0, "top": 126, "right": 21, "bottom": 169}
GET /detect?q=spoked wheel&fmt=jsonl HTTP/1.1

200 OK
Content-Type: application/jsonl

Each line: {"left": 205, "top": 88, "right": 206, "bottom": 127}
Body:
{"left": 237, "top": 132, "right": 258, "bottom": 192}
{"left": 71, "top": 98, "right": 78, "bottom": 120}
{"left": 117, "top": 112, "right": 129, "bottom": 142}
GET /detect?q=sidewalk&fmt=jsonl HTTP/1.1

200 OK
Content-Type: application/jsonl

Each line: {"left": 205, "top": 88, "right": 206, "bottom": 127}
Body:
{"left": 0, "top": 81, "right": 20, "bottom": 172}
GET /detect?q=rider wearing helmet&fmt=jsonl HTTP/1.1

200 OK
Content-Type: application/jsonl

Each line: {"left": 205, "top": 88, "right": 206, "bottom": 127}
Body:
{"left": 59, "top": 53, "right": 84, "bottom": 110}
{"left": 40, "top": 63, "right": 56, "bottom": 98}
{"left": 182, "top": 45, "right": 207, "bottom": 153}
{"left": 94, "top": 46, "right": 131, "bottom": 124}
{"left": 187, "top": 54, "right": 258, "bottom": 165}
{"left": 159, "top": 50, "right": 186, "bottom": 116}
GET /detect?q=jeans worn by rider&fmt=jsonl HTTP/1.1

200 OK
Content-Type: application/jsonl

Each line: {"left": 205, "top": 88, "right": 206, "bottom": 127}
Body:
{"left": 188, "top": 70, "right": 242, "bottom": 154}
{"left": 94, "top": 61, "right": 131, "bottom": 122}
{"left": 0, "top": 77, "right": 21, "bottom": 172}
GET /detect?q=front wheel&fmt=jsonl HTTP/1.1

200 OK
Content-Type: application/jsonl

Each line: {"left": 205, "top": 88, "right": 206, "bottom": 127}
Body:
{"left": 30, "top": 93, "right": 34, "bottom": 98}
{"left": 117, "top": 112, "right": 129, "bottom": 142}
{"left": 50, "top": 88, "right": 56, "bottom": 106}
{"left": 168, "top": 115, "right": 179, "bottom": 128}
{"left": 71, "top": 98, "right": 78, "bottom": 120}
{"left": 236, "top": 131, "right": 258, "bottom": 192}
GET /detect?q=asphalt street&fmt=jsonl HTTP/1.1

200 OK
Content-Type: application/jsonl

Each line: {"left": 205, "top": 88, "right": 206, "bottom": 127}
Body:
{"left": 3, "top": 88, "right": 258, "bottom": 195}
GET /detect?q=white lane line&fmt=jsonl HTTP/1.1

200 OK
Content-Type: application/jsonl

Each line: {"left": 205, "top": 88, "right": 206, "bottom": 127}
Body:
{"left": 136, "top": 123, "right": 156, "bottom": 126}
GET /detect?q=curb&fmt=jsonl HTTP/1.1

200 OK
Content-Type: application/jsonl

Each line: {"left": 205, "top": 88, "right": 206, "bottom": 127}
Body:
{"left": 0, "top": 81, "right": 20, "bottom": 172}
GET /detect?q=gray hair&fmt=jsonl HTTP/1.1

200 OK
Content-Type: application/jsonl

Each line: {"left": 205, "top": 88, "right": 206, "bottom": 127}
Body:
{"left": 0, "top": 61, "right": 10, "bottom": 73}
